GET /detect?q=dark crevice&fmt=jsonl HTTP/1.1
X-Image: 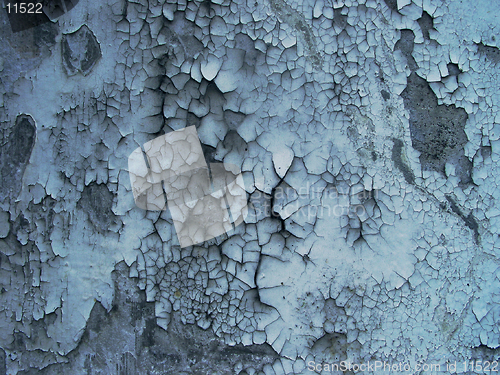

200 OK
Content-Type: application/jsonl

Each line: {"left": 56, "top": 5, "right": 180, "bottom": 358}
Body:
{"left": 447, "top": 63, "right": 461, "bottom": 76}
{"left": 333, "top": 8, "right": 348, "bottom": 29}
{"left": 223, "top": 110, "right": 246, "bottom": 130}
{"left": 445, "top": 195, "right": 479, "bottom": 243}
{"left": 267, "top": 0, "right": 322, "bottom": 67}
{"left": 476, "top": 43, "right": 500, "bottom": 64}
{"left": 471, "top": 344, "right": 500, "bottom": 361}
{"left": 269, "top": 181, "right": 287, "bottom": 234}
{"left": 391, "top": 138, "right": 415, "bottom": 184}
{"left": 382, "top": 0, "right": 398, "bottom": 13}
{"left": 201, "top": 143, "right": 218, "bottom": 164}
{"left": 0, "top": 348, "right": 5, "bottom": 375}
{"left": 62, "top": 25, "right": 101, "bottom": 76}
{"left": 394, "top": 29, "right": 417, "bottom": 71}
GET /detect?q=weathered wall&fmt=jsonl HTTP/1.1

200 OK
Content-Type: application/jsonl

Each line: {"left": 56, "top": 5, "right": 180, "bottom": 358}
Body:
{"left": 1, "top": 0, "right": 500, "bottom": 373}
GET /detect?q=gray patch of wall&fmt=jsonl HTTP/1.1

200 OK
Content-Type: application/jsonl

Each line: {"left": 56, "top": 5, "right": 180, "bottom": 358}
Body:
{"left": 18, "top": 262, "right": 278, "bottom": 375}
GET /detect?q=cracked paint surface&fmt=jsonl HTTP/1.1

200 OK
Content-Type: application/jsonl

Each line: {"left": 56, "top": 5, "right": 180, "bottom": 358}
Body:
{"left": 1, "top": 0, "right": 500, "bottom": 373}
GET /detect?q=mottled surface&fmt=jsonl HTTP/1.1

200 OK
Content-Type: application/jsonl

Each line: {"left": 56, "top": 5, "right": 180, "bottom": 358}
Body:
{"left": 62, "top": 25, "right": 101, "bottom": 76}
{"left": 1, "top": 0, "right": 500, "bottom": 373}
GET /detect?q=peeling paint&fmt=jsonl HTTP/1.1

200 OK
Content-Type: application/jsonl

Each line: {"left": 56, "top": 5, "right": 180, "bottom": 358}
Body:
{"left": 1, "top": 0, "right": 500, "bottom": 373}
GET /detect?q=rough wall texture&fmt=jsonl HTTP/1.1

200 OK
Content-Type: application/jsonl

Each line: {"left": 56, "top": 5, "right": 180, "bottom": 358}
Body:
{"left": 1, "top": 0, "right": 500, "bottom": 374}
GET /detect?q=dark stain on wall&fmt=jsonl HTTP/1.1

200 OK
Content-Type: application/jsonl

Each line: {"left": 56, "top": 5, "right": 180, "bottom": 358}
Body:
{"left": 0, "top": 114, "right": 36, "bottom": 200}
{"left": 19, "top": 261, "right": 279, "bottom": 375}
{"left": 392, "top": 138, "right": 415, "bottom": 184}
{"left": 62, "top": 25, "right": 102, "bottom": 76}
{"left": 78, "top": 182, "right": 117, "bottom": 232}
{"left": 401, "top": 73, "right": 470, "bottom": 184}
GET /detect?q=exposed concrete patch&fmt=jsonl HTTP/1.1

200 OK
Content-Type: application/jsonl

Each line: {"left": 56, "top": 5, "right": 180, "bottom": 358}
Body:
{"left": 78, "top": 182, "right": 117, "bottom": 233}
{"left": 394, "top": 29, "right": 418, "bottom": 71}
{"left": 395, "top": 27, "right": 472, "bottom": 185}
{"left": 382, "top": 0, "right": 399, "bottom": 13}
{"left": 401, "top": 72, "right": 470, "bottom": 183}
{"left": 224, "top": 110, "right": 246, "bottom": 131}
{"left": 62, "top": 25, "right": 102, "bottom": 76}
{"left": 0, "top": 115, "right": 36, "bottom": 200}
{"left": 476, "top": 43, "right": 500, "bottom": 64}
{"left": 392, "top": 138, "right": 415, "bottom": 184}
{"left": 33, "top": 22, "right": 59, "bottom": 55}
{"left": 417, "top": 11, "right": 434, "bottom": 41}
{"left": 471, "top": 345, "right": 500, "bottom": 365}
{"left": 333, "top": 8, "right": 348, "bottom": 30}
